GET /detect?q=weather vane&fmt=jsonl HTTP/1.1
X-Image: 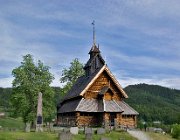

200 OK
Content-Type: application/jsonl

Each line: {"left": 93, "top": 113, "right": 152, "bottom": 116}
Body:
{"left": 92, "top": 20, "right": 96, "bottom": 45}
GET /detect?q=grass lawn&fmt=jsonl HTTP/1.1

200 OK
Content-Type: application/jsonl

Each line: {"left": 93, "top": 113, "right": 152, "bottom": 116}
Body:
{"left": 0, "top": 117, "right": 24, "bottom": 130}
{"left": 73, "top": 131, "right": 137, "bottom": 140}
{"left": 0, "top": 131, "right": 137, "bottom": 140}
{"left": 0, "top": 116, "right": 137, "bottom": 140}
{"left": 0, "top": 132, "right": 57, "bottom": 140}
{"left": 147, "top": 132, "right": 177, "bottom": 140}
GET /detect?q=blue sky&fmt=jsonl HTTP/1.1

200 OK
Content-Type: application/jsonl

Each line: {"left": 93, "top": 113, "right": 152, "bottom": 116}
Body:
{"left": 0, "top": 0, "right": 180, "bottom": 89}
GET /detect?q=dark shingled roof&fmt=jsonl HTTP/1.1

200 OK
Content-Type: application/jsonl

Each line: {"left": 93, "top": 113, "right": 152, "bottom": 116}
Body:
{"left": 84, "top": 53, "right": 105, "bottom": 69}
{"left": 58, "top": 99, "right": 81, "bottom": 113}
{"left": 62, "top": 66, "right": 103, "bottom": 101}
{"left": 116, "top": 101, "right": 139, "bottom": 115}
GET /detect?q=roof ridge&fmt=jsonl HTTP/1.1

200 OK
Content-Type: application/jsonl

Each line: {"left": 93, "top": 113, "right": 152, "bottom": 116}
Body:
{"left": 80, "top": 65, "right": 106, "bottom": 96}
{"left": 80, "top": 65, "right": 128, "bottom": 99}
{"left": 104, "top": 66, "right": 128, "bottom": 98}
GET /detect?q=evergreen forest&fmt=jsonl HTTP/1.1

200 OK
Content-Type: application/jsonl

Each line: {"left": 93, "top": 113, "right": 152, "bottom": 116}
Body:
{"left": 0, "top": 83, "right": 180, "bottom": 125}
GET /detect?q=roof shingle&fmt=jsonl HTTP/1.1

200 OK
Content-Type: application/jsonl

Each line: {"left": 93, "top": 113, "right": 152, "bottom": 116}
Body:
{"left": 62, "top": 67, "right": 103, "bottom": 101}
{"left": 58, "top": 97, "right": 137, "bottom": 115}
{"left": 116, "top": 100, "right": 139, "bottom": 115}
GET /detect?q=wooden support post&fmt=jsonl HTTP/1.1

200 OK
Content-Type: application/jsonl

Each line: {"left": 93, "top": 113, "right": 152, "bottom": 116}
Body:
{"left": 76, "top": 112, "right": 80, "bottom": 126}
{"left": 104, "top": 113, "right": 110, "bottom": 131}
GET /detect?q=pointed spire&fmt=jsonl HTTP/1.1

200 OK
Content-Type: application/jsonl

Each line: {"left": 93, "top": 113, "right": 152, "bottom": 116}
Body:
{"left": 89, "top": 20, "right": 100, "bottom": 55}
{"left": 92, "top": 20, "right": 96, "bottom": 45}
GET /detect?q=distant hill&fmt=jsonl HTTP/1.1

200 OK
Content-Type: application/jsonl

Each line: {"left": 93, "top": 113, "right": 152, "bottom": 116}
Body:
{"left": 124, "top": 84, "right": 180, "bottom": 124}
{"left": 0, "top": 84, "right": 180, "bottom": 124}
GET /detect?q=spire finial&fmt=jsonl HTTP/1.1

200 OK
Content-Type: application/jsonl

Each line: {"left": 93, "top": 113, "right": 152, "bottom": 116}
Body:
{"left": 92, "top": 20, "right": 96, "bottom": 45}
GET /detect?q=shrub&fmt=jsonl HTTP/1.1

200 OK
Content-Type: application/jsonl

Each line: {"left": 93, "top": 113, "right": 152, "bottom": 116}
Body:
{"left": 137, "top": 121, "right": 144, "bottom": 130}
{"left": 171, "top": 124, "right": 180, "bottom": 139}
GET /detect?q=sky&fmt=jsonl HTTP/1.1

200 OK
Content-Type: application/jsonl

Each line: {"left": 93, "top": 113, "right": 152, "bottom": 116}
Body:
{"left": 0, "top": 0, "right": 180, "bottom": 89}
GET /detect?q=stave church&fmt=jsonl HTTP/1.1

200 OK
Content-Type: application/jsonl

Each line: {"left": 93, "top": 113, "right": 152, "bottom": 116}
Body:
{"left": 57, "top": 25, "right": 138, "bottom": 128}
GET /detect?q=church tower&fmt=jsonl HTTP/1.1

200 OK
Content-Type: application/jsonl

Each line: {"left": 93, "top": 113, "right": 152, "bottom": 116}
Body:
{"left": 84, "top": 21, "right": 105, "bottom": 76}
{"left": 57, "top": 22, "right": 138, "bottom": 128}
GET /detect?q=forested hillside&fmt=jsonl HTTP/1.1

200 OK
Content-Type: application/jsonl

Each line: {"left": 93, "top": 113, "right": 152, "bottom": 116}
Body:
{"left": 124, "top": 84, "right": 180, "bottom": 124}
{"left": 0, "top": 84, "right": 180, "bottom": 124}
{"left": 0, "top": 88, "right": 12, "bottom": 111}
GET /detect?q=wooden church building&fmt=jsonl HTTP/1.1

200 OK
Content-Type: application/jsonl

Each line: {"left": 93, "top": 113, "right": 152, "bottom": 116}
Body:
{"left": 57, "top": 29, "right": 138, "bottom": 128}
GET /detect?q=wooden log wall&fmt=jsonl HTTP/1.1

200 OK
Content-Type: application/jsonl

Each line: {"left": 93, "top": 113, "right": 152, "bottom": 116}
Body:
{"left": 84, "top": 91, "right": 98, "bottom": 99}
{"left": 116, "top": 114, "right": 136, "bottom": 128}
{"left": 89, "top": 73, "right": 109, "bottom": 92}
{"left": 104, "top": 112, "right": 110, "bottom": 121}
{"left": 104, "top": 92, "right": 112, "bottom": 100}
{"left": 112, "top": 89, "right": 121, "bottom": 100}
{"left": 84, "top": 72, "right": 122, "bottom": 101}
{"left": 57, "top": 115, "right": 76, "bottom": 126}
{"left": 77, "top": 116, "right": 97, "bottom": 126}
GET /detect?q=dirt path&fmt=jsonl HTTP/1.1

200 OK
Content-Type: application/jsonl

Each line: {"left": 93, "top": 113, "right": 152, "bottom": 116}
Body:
{"left": 127, "top": 129, "right": 152, "bottom": 140}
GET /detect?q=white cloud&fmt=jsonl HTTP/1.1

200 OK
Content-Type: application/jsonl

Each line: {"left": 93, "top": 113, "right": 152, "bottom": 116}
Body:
{"left": 0, "top": 0, "right": 180, "bottom": 90}
{"left": 0, "top": 75, "right": 63, "bottom": 88}
{"left": 0, "top": 77, "right": 13, "bottom": 88}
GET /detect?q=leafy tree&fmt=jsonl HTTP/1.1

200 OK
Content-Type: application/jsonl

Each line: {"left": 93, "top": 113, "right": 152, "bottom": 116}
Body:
{"left": 60, "top": 58, "right": 84, "bottom": 97}
{"left": 11, "top": 54, "right": 55, "bottom": 125}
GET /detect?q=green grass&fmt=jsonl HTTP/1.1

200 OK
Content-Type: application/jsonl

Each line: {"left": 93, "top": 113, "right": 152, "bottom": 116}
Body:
{"left": 147, "top": 132, "right": 177, "bottom": 140}
{"left": 0, "top": 114, "right": 137, "bottom": 140}
{"left": 0, "top": 115, "right": 137, "bottom": 140}
{"left": 0, "top": 132, "right": 57, "bottom": 140}
{"left": 0, "top": 131, "right": 137, "bottom": 140}
{"left": 0, "top": 117, "right": 24, "bottom": 129}
{"left": 73, "top": 131, "right": 137, "bottom": 140}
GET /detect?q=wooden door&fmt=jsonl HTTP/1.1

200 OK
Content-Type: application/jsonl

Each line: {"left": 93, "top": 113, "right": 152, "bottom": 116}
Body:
{"left": 96, "top": 113, "right": 103, "bottom": 126}
{"left": 110, "top": 113, "right": 116, "bottom": 126}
